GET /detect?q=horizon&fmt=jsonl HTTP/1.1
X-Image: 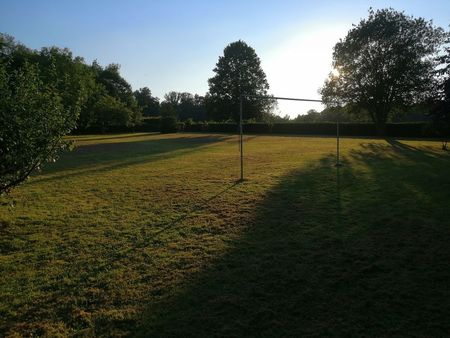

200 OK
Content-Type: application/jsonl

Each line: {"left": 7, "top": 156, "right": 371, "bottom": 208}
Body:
{"left": 1, "top": 0, "right": 449, "bottom": 117}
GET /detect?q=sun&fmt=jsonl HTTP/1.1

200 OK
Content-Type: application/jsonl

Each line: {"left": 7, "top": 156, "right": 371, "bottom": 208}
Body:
{"left": 331, "top": 67, "right": 340, "bottom": 78}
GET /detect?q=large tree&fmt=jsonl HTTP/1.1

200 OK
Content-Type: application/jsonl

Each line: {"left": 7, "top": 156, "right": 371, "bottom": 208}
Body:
{"left": 0, "top": 61, "right": 77, "bottom": 194}
{"left": 0, "top": 34, "right": 104, "bottom": 131}
{"left": 1, "top": 34, "right": 95, "bottom": 123}
{"left": 208, "top": 40, "right": 274, "bottom": 121}
{"left": 92, "top": 63, "right": 142, "bottom": 130}
{"left": 97, "top": 63, "right": 134, "bottom": 105}
{"left": 430, "top": 46, "right": 450, "bottom": 149}
{"left": 320, "top": 8, "right": 447, "bottom": 133}
{"left": 134, "top": 87, "right": 160, "bottom": 117}
{"left": 161, "top": 91, "right": 207, "bottom": 121}
{"left": 0, "top": 34, "right": 94, "bottom": 193}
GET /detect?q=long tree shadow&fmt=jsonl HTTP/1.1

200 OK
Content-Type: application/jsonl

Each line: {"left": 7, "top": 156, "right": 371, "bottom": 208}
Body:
{"left": 144, "top": 181, "right": 240, "bottom": 241}
{"left": 70, "top": 132, "right": 159, "bottom": 143}
{"left": 135, "top": 140, "right": 450, "bottom": 337}
{"left": 28, "top": 135, "right": 232, "bottom": 185}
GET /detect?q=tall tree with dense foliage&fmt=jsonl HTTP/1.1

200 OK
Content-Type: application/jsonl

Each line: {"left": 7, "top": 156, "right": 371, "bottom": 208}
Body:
{"left": 87, "top": 62, "right": 142, "bottom": 130}
{"left": 430, "top": 46, "right": 450, "bottom": 149}
{"left": 0, "top": 33, "right": 148, "bottom": 193}
{"left": 0, "top": 61, "right": 77, "bottom": 194}
{"left": 0, "top": 34, "right": 92, "bottom": 193}
{"left": 36, "top": 47, "right": 94, "bottom": 118}
{"left": 97, "top": 63, "right": 135, "bottom": 106}
{"left": 0, "top": 33, "right": 33, "bottom": 66}
{"left": 134, "top": 87, "right": 160, "bottom": 116}
{"left": 1, "top": 34, "right": 94, "bottom": 121}
{"left": 208, "top": 40, "right": 274, "bottom": 121}
{"left": 162, "top": 91, "right": 206, "bottom": 121}
{"left": 320, "top": 8, "right": 447, "bottom": 133}
{"left": 1, "top": 34, "right": 104, "bottom": 131}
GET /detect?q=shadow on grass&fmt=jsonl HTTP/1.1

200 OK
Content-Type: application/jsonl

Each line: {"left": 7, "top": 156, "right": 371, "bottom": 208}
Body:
{"left": 147, "top": 181, "right": 240, "bottom": 239}
{"left": 135, "top": 140, "right": 450, "bottom": 337}
{"left": 70, "top": 132, "right": 159, "bottom": 143}
{"left": 28, "top": 135, "right": 232, "bottom": 185}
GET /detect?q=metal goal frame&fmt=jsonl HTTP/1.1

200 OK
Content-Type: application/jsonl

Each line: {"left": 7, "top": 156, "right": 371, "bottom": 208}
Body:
{"left": 238, "top": 95, "right": 341, "bottom": 181}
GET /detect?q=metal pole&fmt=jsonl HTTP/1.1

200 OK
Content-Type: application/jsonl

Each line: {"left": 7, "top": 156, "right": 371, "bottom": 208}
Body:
{"left": 239, "top": 96, "right": 243, "bottom": 181}
{"left": 336, "top": 110, "right": 341, "bottom": 167}
{"left": 243, "top": 95, "right": 322, "bottom": 103}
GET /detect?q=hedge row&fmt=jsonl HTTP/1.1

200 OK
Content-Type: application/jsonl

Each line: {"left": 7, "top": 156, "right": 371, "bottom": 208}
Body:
{"left": 73, "top": 120, "right": 437, "bottom": 138}
{"left": 72, "top": 118, "right": 161, "bottom": 134}
{"left": 181, "top": 122, "right": 436, "bottom": 138}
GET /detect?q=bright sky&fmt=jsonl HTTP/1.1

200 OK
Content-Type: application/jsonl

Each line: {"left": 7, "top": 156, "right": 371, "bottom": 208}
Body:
{"left": 1, "top": 0, "right": 449, "bottom": 117}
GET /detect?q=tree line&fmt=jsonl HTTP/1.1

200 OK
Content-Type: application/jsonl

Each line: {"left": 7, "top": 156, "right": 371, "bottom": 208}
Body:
{"left": 1, "top": 7, "right": 450, "bottom": 194}
{"left": 0, "top": 34, "right": 213, "bottom": 129}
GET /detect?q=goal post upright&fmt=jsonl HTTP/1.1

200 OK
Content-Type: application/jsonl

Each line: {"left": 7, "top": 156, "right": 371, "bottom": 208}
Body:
{"left": 239, "top": 95, "right": 244, "bottom": 181}
{"left": 336, "top": 109, "right": 341, "bottom": 167}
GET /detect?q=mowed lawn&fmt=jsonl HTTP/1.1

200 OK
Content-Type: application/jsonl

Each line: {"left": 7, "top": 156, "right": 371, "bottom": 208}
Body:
{"left": 1, "top": 132, "right": 449, "bottom": 337}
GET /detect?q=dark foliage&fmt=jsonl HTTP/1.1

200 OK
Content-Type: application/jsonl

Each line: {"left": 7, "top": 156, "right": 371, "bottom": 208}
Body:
{"left": 160, "top": 116, "right": 178, "bottom": 133}
{"left": 162, "top": 91, "right": 207, "bottom": 121}
{"left": 0, "top": 62, "right": 76, "bottom": 194}
{"left": 208, "top": 40, "right": 275, "bottom": 121}
{"left": 134, "top": 87, "right": 160, "bottom": 117}
{"left": 321, "top": 8, "right": 447, "bottom": 133}
{"left": 183, "top": 122, "right": 435, "bottom": 137}
{"left": 90, "top": 95, "right": 140, "bottom": 132}
{"left": 429, "top": 47, "right": 450, "bottom": 149}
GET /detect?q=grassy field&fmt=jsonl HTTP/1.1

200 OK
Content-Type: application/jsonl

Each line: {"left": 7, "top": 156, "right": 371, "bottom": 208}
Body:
{"left": 1, "top": 132, "right": 449, "bottom": 337}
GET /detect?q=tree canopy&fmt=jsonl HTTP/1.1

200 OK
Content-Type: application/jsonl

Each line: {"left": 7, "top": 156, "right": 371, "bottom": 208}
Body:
{"left": 0, "top": 34, "right": 90, "bottom": 193}
{"left": 0, "top": 33, "right": 147, "bottom": 193}
{"left": 430, "top": 46, "right": 450, "bottom": 149}
{"left": 208, "top": 40, "right": 274, "bottom": 121}
{"left": 1, "top": 33, "right": 144, "bottom": 133}
{"left": 320, "top": 8, "right": 447, "bottom": 133}
{"left": 162, "top": 91, "right": 206, "bottom": 121}
{"left": 134, "top": 87, "right": 160, "bottom": 117}
{"left": 0, "top": 61, "right": 77, "bottom": 194}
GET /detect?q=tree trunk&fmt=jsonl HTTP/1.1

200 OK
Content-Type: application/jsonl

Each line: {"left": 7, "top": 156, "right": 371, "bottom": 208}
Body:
{"left": 371, "top": 108, "right": 388, "bottom": 137}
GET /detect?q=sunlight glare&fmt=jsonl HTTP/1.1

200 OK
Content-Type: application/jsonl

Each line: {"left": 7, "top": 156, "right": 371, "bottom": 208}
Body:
{"left": 261, "top": 23, "right": 349, "bottom": 117}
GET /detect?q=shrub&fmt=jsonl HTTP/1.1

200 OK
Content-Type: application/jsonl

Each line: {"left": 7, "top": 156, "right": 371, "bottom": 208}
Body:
{"left": 160, "top": 116, "right": 178, "bottom": 133}
{"left": 208, "top": 123, "right": 237, "bottom": 133}
{"left": 185, "top": 118, "right": 194, "bottom": 126}
{"left": 184, "top": 122, "right": 204, "bottom": 132}
{"left": 92, "top": 95, "right": 139, "bottom": 132}
{"left": 0, "top": 62, "right": 77, "bottom": 194}
{"left": 135, "top": 117, "right": 160, "bottom": 132}
{"left": 179, "top": 121, "right": 438, "bottom": 138}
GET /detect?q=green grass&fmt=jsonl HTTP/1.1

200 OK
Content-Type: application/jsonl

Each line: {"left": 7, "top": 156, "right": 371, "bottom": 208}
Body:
{"left": 1, "top": 132, "right": 449, "bottom": 337}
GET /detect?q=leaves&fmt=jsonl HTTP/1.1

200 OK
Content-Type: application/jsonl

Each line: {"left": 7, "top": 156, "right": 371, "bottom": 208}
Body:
{"left": 0, "top": 62, "right": 76, "bottom": 194}
{"left": 208, "top": 40, "right": 274, "bottom": 121}
{"left": 134, "top": 87, "right": 160, "bottom": 117}
{"left": 320, "top": 8, "right": 448, "bottom": 130}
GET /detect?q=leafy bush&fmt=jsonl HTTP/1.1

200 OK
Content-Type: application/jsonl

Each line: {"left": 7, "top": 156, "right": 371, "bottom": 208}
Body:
{"left": 136, "top": 118, "right": 160, "bottom": 132}
{"left": 245, "top": 123, "right": 272, "bottom": 133}
{"left": 208, "top": 123, "right": 237, "bottom": 133}
{"left": 91, "top": 95, "right": 140, "bottom": 132}
{"left": 160, "top": 116, "right": 178, "bottom": 133}
{"left": 183, "top": 121, "right": 437, "bottom": 137}
{"left": 183, "top": 122, "right": 204, "bottom": 132}
{"left": 0, "top": 62, "right": 77, "bottom": 194}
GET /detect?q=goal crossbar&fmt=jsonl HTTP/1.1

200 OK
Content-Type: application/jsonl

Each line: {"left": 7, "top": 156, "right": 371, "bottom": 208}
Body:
{"left": 241, "top": 94, "right": 322, "bottom": 103}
